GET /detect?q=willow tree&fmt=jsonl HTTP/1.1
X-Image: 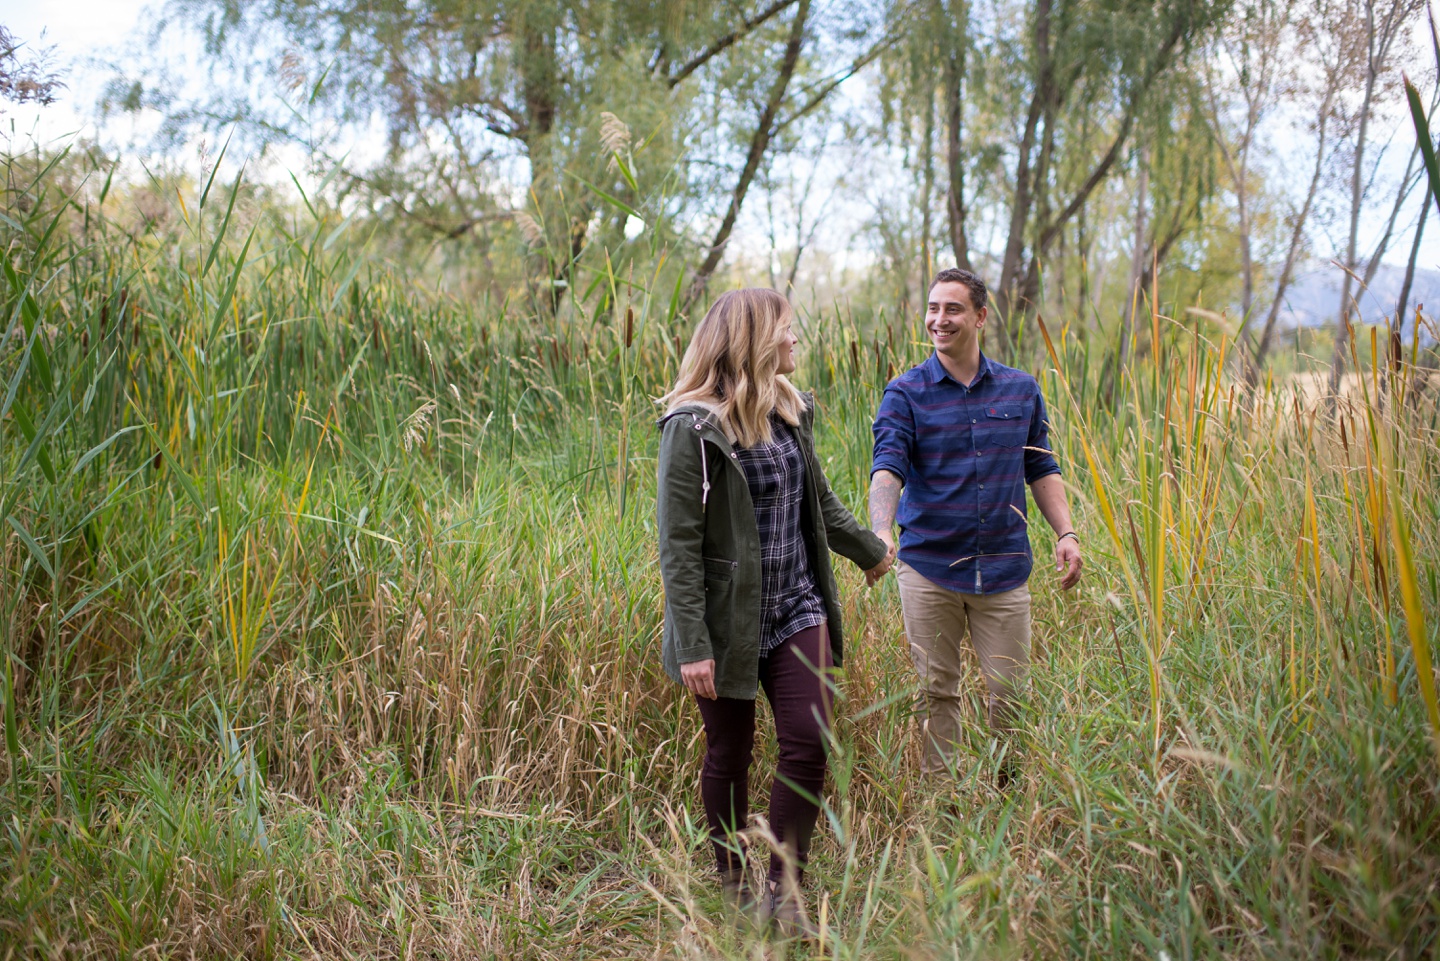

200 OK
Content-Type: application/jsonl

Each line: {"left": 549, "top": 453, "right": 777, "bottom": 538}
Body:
{"left": 887, "top": 0, "right": 1229, "bottom": 356}
{"left": 169, "top": 0, "right": 875, "bottom": 303}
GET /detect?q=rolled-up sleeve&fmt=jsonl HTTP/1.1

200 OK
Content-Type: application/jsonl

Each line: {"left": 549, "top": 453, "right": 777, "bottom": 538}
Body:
{"left": 871, "top": 385, "right": 915, "bottom": 481}
{"left": 1023, "top": 389, "right": 1061, "bottom": 484}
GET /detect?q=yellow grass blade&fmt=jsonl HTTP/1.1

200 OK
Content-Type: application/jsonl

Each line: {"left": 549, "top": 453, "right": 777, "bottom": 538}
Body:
{"left": 1384, "top": 434, "right": 1440, "bottom": 768}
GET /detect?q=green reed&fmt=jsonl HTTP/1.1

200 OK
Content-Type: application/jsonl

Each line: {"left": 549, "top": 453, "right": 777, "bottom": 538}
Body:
{"left": 2, "top": 152, "right": 1438, "bottom": 958}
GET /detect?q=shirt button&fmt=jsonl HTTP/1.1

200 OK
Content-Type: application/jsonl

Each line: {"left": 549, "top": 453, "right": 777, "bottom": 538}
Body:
{"left": 979, "top": 484, "right": 984, "bottom": 489}
{"left": 971, "top": 418, "right": 976, "bottom": 423}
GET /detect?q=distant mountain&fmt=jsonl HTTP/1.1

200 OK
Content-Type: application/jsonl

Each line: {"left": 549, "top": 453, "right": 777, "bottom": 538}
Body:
{"left": 1270, "top": 262, "right": 1439, "bottom": 332}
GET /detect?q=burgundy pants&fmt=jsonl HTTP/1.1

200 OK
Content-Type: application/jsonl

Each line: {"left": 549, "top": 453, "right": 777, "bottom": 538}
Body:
{"left": 693, "top": 623, "right": 834, "bottom": 884}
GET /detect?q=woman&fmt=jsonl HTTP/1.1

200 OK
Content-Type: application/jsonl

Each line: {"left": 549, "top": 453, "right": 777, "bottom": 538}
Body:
{"left": 656, "top": 288, "right": 895, "bottom": 934}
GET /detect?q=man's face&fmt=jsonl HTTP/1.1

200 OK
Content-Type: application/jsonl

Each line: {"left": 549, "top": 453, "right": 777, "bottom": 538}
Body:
{"left": 925, "top": 281, "right": 985, "bottom": 354}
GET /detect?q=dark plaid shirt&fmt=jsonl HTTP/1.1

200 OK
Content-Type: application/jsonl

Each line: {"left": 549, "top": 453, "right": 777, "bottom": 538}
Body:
{"left": 735, "top": 417, "right": 827, "bottom": 656}
{"left": 871, "top": 352, "right": 1061, "bottom": 594}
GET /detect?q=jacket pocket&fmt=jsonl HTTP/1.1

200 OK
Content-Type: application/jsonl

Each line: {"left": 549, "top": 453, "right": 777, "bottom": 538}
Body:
{"left": 982, "top": 404, "right": 1027, "bottom": 447}
{"left": 703, "top": 556, "right": 736, "bottom": 583}
{"left": 702, "top": 558, "right": 736, "bottom": 656}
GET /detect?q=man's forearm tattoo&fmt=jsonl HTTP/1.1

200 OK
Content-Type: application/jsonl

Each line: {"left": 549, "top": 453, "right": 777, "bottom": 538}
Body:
{"left": 868, "top": 470, "right": 903, "bottom": 532}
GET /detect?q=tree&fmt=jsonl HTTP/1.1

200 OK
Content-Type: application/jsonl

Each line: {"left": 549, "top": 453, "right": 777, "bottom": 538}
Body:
{"left": 0, "top": 25, "right": 64, "bottom": 108}
{"left": 1202, "top": 0, "right": 1341, "bottom": 385}
{"left": 168, "top": 0, "right": 875, "bottom": 304}
{"left": 1326, "top": 0, "right": 1429, "bottom": 400}
{"left": 884, "top": 0, "right": 1228, "bottom": 356}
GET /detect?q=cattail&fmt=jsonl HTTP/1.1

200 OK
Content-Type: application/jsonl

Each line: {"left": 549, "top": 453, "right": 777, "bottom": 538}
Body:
{"left": 624, "top": 306, "right": 634, "bottom": 349}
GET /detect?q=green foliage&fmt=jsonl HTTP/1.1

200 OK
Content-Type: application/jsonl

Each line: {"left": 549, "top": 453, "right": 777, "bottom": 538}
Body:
{"left": 2, "top": 149, "right": 1439, "bottom": 958}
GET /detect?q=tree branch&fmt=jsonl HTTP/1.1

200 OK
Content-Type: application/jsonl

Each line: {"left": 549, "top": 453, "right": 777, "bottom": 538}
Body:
{"left": 666, "top": 0, "right": 799, "bottom": 88}
{"left": 771, "top": 29, "right": 898, "bottom": 134}
{"left": 1035, "top": 18, "right": 1188, "bottom": 255}
{"left": 686, "top": 0, "right": 811, "bottom": 303}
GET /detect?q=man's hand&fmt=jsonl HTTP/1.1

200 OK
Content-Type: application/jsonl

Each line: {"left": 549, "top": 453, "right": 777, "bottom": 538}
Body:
{"left": 865, "top": 533, "right": 898, "bottom": 587}
{"left": 867, "top": 471, "right": 904, "bottom": 588}
{"left": 680, "top": 658, "right": 718, "bottom": 700}
{"left": 1054, "top": 536, "right": 1082, "bottom": 590}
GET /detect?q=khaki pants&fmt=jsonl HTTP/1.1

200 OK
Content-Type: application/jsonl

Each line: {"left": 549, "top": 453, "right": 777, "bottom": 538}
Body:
{"left": 896, "top": 559, "right": 1031, "bottom": 775}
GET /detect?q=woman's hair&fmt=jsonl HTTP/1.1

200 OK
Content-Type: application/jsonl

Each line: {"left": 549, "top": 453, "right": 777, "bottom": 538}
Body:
{"left": 660, "top": 287, "right": 804, "bottom": 448}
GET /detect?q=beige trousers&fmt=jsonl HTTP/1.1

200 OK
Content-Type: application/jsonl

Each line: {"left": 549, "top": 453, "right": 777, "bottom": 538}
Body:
{"left": 896, "top": 559, "right": 1031, "bottom": 775}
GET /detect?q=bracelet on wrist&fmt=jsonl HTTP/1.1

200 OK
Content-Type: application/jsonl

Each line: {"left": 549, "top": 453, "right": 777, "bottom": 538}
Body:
{"left": 1057, "top": 531, "right": 1079, "bottom": 544}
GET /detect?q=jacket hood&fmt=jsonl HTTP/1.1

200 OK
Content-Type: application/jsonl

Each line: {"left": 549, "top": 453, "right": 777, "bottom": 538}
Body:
{"left": 656, "top": 393, "right": 814, "bottom": 437}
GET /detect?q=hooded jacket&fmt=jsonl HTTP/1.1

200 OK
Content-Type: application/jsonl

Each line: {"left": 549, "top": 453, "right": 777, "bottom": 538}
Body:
{"left": 656, "top": 394, "right": 888, "bottom": 699}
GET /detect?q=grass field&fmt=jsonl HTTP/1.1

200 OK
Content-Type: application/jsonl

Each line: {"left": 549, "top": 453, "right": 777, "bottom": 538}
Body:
{"left": 2, "top": 159, "right": 1439, "bottom": 959}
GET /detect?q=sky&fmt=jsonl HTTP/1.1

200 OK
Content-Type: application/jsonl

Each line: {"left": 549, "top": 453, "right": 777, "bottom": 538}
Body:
{"left": 2, "top": 0, "right": 152, "bottom": 138}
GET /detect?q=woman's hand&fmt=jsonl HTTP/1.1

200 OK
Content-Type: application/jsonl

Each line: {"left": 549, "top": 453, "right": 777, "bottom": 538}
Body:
{"left": 865, "top": 534, "right": 898, "bottom": 587}
{"left": 681, "top": 658, "right": 718, "bottom": 700}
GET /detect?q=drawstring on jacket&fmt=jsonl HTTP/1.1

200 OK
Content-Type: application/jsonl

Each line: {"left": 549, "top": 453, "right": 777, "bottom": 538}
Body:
{"left": 661, "top": 407, "right": 721, "bottom": 511}
{"left": 694, "top": 414, "right": 712, "bottom": 509}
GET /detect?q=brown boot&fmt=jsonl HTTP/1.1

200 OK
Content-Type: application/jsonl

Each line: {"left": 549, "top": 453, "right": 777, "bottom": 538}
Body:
{"left": 721, "top": 871, "right": 760, "bottom": 921}
{"left": 760, "top": 879, "right": 818, "bottom": 940}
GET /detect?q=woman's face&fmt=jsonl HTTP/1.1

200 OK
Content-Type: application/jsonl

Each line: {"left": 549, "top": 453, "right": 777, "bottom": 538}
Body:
{"left": 775, "top": 315, "right": 799, "bottom": 375}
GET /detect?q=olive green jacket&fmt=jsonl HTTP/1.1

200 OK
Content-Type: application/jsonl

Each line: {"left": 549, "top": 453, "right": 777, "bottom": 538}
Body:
{"left": 656, "top": 394, "right": 888, "bottom": 699}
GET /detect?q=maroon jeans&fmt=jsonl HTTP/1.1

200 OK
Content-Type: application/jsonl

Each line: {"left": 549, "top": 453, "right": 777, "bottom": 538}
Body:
{"left": 693, "top": 623, "right": 834, "bottom": 884}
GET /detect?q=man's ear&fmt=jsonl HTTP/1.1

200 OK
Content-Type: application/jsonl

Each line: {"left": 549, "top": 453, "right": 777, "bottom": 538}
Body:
{"left": 976, "top": 305, "right": 988, "bottom": 329}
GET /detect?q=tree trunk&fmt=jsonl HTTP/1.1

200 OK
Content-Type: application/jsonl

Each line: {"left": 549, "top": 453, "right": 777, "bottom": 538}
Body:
{"left": 994, "top": 9, "right": 1186, "bottom": 354}
{"left": 1120, "top": 147, "right": 1151, "bottom": 370}
{"left": 919, "top": 90, "right": 936, "bottom": 287}
{"left": 520, "top": 15, "right": 567, "bottom": 311}
{"left": 1396, "top": 181, "right": 1431, "bottom": 331}
{"left": 1246, "top": 79, "right": 1336, "bottom": 385}
{"left": 686, "top": 0, "right": 811, "bottom": 305}
{"left": 1329, "top": 0, "right": 1383, "bottom": 401}
{"left": 942, "top": 0, "right": 971, "bottom": 270}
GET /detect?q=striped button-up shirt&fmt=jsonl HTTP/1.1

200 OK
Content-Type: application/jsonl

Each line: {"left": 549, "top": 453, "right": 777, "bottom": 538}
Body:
{"left": 871, "top": 352, "right": 1061, "bottom": 594}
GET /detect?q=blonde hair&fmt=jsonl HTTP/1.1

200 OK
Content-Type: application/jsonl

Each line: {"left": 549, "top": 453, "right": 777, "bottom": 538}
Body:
{"left": 661, "top": 288, "right": 805, "bottom": 448}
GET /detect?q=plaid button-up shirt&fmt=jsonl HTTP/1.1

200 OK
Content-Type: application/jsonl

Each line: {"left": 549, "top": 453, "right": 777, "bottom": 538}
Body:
{"left": 871, "top": 352, "right": 1061, "bottom": 594}
{"left": 735, "top": 417, "right": 828, "bottom": 656}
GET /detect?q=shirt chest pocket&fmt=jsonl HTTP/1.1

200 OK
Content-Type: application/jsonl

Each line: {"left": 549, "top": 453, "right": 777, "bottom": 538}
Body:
{"left": 981, "top": 404, "right": 1028, "bottom": 448}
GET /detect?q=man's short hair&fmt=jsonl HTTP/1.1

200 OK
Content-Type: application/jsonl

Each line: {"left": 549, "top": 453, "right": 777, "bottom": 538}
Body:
{"left": 929, "top": 268, "right": 988, "bottom": 311}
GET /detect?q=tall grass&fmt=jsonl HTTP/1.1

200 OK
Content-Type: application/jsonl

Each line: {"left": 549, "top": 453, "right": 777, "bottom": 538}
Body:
{"left": 2, "top": 152, "right": 1439, "bottom": 958}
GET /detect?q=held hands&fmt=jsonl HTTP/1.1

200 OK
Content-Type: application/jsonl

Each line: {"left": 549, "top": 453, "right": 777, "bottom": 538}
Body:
{"left": 680, "top": 658, "right": 718, "bottom": 700}
{"left": 1055, "top": 535, "right": 1083, "bottom": 590}
{"left": 865, "top": 531, "right": 898, "bottom": 587}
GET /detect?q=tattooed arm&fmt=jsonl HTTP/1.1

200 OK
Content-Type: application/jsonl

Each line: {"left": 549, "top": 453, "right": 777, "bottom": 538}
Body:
{"left": 865, "top": 469, "right": 904, "bottom": 585}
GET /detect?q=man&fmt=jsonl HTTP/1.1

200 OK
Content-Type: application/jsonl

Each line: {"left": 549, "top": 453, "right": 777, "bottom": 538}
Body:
{"left": 867, "top": 268, "right": 1082, "bottom": 783}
